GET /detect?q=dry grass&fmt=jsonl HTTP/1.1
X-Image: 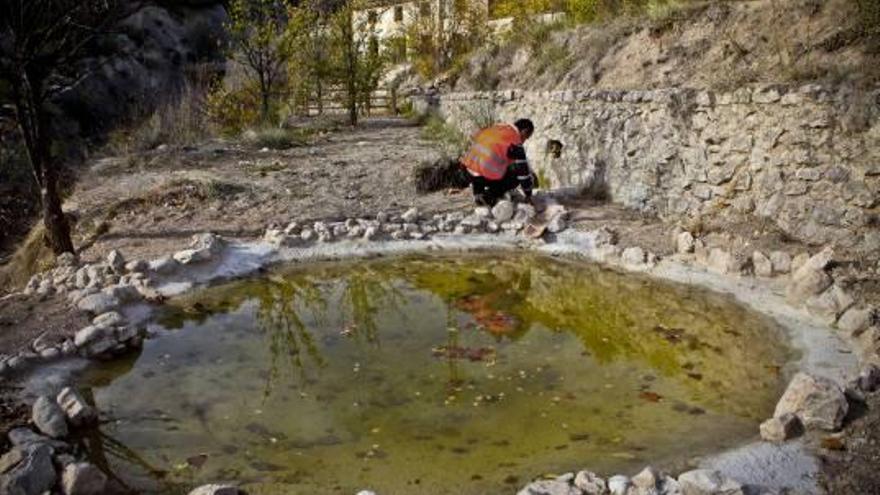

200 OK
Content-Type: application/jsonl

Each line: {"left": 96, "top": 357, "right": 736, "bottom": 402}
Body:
{"left": 0, "top": 224, "right": 55, "bottom": 294}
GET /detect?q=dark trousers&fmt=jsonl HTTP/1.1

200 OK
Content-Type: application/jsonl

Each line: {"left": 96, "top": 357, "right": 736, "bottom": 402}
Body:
{"left": 470, "top": 169, "right": 519, "bottom": 206}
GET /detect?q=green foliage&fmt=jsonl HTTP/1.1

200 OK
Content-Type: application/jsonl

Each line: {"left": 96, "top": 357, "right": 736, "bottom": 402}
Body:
{"left": 407, "top": 0, "right": 488, "bottom": 79}
{"left": 206, "top": 82, "right": 263, "bottom": 136}
{"left": 226, "top": 0, "right": 295, "bottom": 124}
{"left": 420, "top": 114, "right": 468, "bottom": 155}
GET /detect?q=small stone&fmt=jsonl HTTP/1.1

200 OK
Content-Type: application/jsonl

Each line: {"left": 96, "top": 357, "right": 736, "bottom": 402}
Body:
{"left": 856, "top": 364, "right": 880, "bottom": 393}
{"left": 173, "top": 248, "right": 210, "bottom": 265}
{"left": 487, "top": 221, "right": 500, "bottom": 233}
{"left": 56, "top": 387, "right": 97, "bottom": 427}
{"left": 124, "top": 260, "right": 149, "bottom": 273}
{"left": 786, "top": 267, "right": 833, "bottom": 304}
{"left": 769, "top": 251, "right": 792, "bottom": 274}
{"left": 677, "top": 469, "right": 743, "bottom": 495}
{"left": 363, "top": 226, "right": 379, "bottom": 240}
{"left": 474, "top": 206, "right": 491, "bottom": 218}
{"left": 607, "top": 475, "right": 630, "bottom": 495}
{"left": 106, "top": 250, "right": 126, "bottom": 274}
{"left": 39, "top": 348, "right": 60, "bottom": 360}
{"left": 300, "top": 229, "right": 315, "bottom": 242}
{"left": 573, "top": 470, "right": 606, "bottom": 494}
{"left": 32, "top": 396, "right": 68, "bottom": 438}
{"left": 401, "top": 207, "right": 420, "bottom": 223}
{"left": 61, "top": 462, "right": 107, "bottom": 495}
{"left": 93, "top": 311, "right": 125, "bottom": 328}
{"left": 837, "top": 307, "right": 873, "bottom": 334}
{"left": 547, "top": 213, "right": 567, "bottom": 234}
{"left": 631, "top": 466, "right": 660, "bottom": 490}
{"left": 707, "top": 248, "right": 748, "bottom": 275}
{"left": 514, "top": 203, "right": 536, "bottom": 222}
{"left": 284, "top": 221, "right": 301, "bottom": 235}
{"left": 187, "top": 484, "right": 244, "bottom": 495}
{"left": 753, "top": 251, "right": 773, "bottom": 277}
{"left": 77, "top": 292, "right": 120, "bottom": 314}
{"left": 760, "top": 413, "right": 803, "bottom": 442}
{"left": 148, "top": 256, "right": 179, "bottom": 275}
{"left": 622, "top": 247, "right": 646, "bottom": 266}
{"left": 806, "top": 285, "right": 854, "bottom": 324}
{"left": 75, "top": 326, "right": 107, "bottom": 348}
{"left": 491, "top": 200, "right": 515, "bottom": 222}
{"left": 774, "top": 372, "right": 848, "bottom": 431}
{"left": 460, "top": 214, "right": 485, "bottom": 229}
{"left": 676, "top": 232, "right": 695, "bottom": 254}
{"left": 516, "top": 479, "right": 581, "bottom": 495}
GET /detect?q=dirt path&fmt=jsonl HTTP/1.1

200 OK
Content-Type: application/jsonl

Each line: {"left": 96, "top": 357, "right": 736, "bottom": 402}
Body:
{"left": 70, "top": 118, "right": 471, "bottom": 264}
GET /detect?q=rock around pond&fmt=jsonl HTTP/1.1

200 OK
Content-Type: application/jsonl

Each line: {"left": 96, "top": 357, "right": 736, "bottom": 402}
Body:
{"left": 57, "top": 254, "right": 794, "bottom": 494}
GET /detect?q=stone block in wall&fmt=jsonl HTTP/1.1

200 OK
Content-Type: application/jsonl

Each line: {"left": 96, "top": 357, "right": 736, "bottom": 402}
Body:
{"left": 753, "top": 85, "right": 783, "bottom": 104}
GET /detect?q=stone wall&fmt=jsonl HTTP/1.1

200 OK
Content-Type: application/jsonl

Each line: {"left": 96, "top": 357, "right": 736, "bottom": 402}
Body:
{"left": 424, "top": 85, "right": 880, "bottom": 254}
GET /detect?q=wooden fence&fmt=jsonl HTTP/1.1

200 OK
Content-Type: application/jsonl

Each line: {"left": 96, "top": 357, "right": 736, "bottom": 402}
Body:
{"left": 300, "top": 86, "right": 399, "bottom": 117}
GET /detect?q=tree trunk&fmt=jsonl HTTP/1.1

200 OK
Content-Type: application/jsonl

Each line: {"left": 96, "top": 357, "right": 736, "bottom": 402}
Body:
{"left": 41, "top": 160, "right": 74, "bottom": 255}
{"left": 40, "top": 163, "right": 74, "bottom": 255}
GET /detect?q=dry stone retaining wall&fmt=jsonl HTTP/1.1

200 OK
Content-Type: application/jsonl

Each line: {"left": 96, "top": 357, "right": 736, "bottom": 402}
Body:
{"left": 425, "top": 85, "right": 880, "bottom": 254}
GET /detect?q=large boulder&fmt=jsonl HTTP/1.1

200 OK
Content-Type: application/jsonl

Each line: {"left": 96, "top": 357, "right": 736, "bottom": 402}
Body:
{"left": 32, "top": 396, "right": 68, "bottom": 439}
{"left": 0, "top": 445, "right": 56, "bottom": 495}
{"left": 773, "top": 372, "right": 848, "bottom": 431}
{"left": 61, "top": 462, "right": 107, "bottom": 495}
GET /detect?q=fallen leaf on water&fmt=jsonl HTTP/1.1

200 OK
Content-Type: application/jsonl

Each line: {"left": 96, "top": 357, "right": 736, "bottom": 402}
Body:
{"left": 186, "top": 454, "right": 208, "bottom": 469}
{"left": 639, "top": 391, "right": 663, "bottom": 402}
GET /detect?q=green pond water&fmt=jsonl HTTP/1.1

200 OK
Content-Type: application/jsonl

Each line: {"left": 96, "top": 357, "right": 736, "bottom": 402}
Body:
{"left": 76, "top": 253, "right": 794, "bottom": 494}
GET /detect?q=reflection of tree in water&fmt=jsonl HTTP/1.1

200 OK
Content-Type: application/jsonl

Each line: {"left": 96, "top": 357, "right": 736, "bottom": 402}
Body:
{"left": 75, "top": 387, "right": 183, "bottom": 494}
{"left": 253, "top": 267, "right": 404, "bottom": 398}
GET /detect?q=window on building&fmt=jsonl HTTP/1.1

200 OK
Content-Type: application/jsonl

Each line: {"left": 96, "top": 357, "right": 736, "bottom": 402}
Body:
{"left": 368, "top": 10, "right": 378, "bottom": 24}
{"left": 419, "top": 1, "right": 431, "bottom": 17}
{"left": 394, "top": 5, "right": 404, "bottom": 22}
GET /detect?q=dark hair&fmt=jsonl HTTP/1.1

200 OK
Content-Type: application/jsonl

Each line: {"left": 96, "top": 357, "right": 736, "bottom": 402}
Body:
{"left": 514, "top": 118, "right": 534, "bottom": 135}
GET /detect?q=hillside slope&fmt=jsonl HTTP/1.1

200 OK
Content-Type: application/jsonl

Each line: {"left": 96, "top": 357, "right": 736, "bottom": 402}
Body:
{"left": 453, "top": 0, "right": 880, "bottom": 91}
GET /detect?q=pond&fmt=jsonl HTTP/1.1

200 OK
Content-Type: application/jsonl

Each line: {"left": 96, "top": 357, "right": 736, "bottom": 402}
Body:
{"left": 72, "top": 253, "right": 794, "bottom": 494}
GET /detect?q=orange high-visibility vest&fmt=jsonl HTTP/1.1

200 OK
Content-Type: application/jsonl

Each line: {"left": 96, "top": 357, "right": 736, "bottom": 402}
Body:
{"left": 461, "top": 124, "right": 522, "bottom": 180}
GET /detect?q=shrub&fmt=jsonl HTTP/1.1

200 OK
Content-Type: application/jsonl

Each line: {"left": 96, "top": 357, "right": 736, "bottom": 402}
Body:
{"left": 244, "top": 127, "right": 310, "bottom": 150}
{"left": 206, "top": 83, "right": 263, "bottom": 136}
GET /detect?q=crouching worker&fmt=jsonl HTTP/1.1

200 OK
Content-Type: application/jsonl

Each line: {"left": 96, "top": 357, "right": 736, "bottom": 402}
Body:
{"left": 461, "top": 118, "right": 537, "bottom": 206}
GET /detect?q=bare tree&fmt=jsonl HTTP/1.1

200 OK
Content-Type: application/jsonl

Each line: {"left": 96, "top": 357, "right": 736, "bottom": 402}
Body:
{"left": 0, "top": 0, "right": 136, "bottom": 255}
